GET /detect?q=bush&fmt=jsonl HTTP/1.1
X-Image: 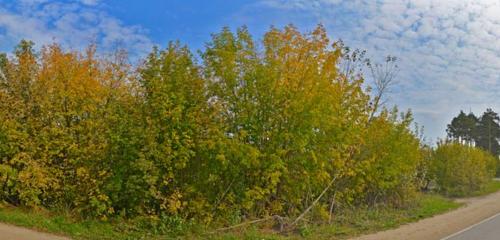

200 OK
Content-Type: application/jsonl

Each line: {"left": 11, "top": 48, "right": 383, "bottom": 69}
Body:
{"left": 431, "top": 142, "right": 496, "bottom": 197}
{"left": 354, "top": 109, "right": 423, "bottom": 207}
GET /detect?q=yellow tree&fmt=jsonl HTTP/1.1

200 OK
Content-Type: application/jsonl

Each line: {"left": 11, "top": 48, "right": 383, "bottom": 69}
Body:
{"left": 203, "top": 25, "right": 371, "bottom": 218}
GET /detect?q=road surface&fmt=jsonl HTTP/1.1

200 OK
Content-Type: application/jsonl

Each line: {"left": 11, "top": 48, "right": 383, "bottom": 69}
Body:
{"left": 443, "top": 212, "right": 500, "bottom": 240}
{"left": 0, "top": 223, "right": 69, "bottom": 240}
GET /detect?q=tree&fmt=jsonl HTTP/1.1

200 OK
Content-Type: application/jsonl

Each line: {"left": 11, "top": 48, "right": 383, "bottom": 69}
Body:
{"left": 367, "top": 55, "right": 399, "bottom": 122}
{"left": 0, "top": 53, "right": 7, "bottom": 82}
{"left": 476, "top": 109, "right": 500, "bottom": 156}
{"left": 335, "top": 42, "right": 399, "bottom": 124}
{"left": 446, "top": 111, "right": 478, "bottom": 143}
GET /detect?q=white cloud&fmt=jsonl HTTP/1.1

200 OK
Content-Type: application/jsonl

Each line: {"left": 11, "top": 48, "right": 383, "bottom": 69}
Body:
{"left": 258, "top": 0, "right": 500, "bottom": 141}
{"left": 79, "top": 0, "right": 100, "bottom": 6}
{"left": 0, "top": 1, "right": 153, "bottom": 58}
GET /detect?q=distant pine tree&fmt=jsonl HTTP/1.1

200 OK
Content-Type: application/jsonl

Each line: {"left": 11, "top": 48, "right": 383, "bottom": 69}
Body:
{"left": 447, "top": 109, "right": 500, "bottom": 157}
{"left": 447, "top": 110, "right": 478, "bottom": 143}
{"left": 476, "top": 109, "right": 500, "bottom": 156}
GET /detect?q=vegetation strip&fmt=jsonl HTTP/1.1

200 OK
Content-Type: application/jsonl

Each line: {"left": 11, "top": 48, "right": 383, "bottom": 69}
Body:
{"left": 0, "top": 192, "right": 469, "bottom": 239}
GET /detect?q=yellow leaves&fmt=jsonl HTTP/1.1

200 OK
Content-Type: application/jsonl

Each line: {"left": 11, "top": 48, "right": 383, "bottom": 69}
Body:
{"left": 215, "top": 153, "right": 227, "bottom": 166}
{"left": 269, "top": 200, "right": 283, "bottom": 213}
{"left": 432, "top": 142, "right": 495, "bottom": 196}
{"left": 16, "top": 161, "right": 57, "bottom": 207}
{"left": 242, "top": 187, "right": 265, "bottom": 210}
{"left": 165, "top": 191, "right": 184, "bottom": 214}
{"left": 37, "top": 44, "right": 106, "bottom": 120}
{"left": 311, "top": 203, "right": 331, "bottom": 222}
{"left": 76, "top": 167, "right": 89, "bottom": 178}
{"left": 0, "top": 164, "right": 17, "bottom": 199}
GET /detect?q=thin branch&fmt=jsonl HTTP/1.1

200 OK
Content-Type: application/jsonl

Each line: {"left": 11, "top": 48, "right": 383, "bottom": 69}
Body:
{"left": 328, "top": 192, "right": 337, "bottom": 224}
{"left": 212, "top": 179, "right": 235, "bottom": 213}
{"left": 367, "top": 56, "right": 399, "bottom": 123}
{"left": 209, "top": 215, "right": 284, "bottom": 233}
{"left": 289, "top": 175, "right": 338, "bottom": 227}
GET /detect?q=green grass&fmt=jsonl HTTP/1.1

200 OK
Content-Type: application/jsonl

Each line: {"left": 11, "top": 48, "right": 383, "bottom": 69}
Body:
{"left": 0, "top": 204, "right": 165, "bottom": 240}
{"left": 0, "top": 193, "right": 468, "bottom": 240}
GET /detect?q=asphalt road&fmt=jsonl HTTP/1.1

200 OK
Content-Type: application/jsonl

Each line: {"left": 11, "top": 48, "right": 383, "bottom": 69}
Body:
{"left": 443, "top": 213, "right": 500, "bottom": 240}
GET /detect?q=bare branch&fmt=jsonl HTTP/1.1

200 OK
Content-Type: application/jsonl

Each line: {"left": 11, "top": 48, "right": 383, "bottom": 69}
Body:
{"left": 368, "top": 55, "right": 399, "bottom": 122}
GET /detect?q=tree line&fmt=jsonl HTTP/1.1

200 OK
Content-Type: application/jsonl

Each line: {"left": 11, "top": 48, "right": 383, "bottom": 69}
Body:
{"left": 447, "top": 109, "right": 500, "bottom": 157}
{"left": 0, "top": 25, "right": 496, "bottom": 231}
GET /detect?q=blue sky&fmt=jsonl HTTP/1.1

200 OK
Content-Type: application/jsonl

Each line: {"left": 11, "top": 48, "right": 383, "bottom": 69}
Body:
{"left": 1, "top": 0, "right": 500, "bottom": 142}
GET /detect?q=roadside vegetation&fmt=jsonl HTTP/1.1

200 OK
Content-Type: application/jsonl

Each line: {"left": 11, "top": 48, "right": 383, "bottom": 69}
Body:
{"left": 431, "top": 142, "right": 497, "bottom": 197}
{"left": 0, "top": 25, "right": 499, "bottom": 239}
{"left": 0, "top": 194, "right": 463, "bottom": 240}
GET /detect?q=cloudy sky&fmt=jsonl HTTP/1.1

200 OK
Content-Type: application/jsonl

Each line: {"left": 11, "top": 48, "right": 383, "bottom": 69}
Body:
{"left": 1, "top": 0, "right": 499, "bottom": 142}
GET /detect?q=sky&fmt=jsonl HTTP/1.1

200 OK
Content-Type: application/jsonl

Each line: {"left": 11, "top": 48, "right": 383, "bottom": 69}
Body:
{"left": 1, "top": 0, "right": 500, "bottom": 143}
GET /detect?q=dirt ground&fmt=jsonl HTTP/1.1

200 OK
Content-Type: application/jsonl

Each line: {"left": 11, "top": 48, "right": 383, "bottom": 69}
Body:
{"left": 0, "top": 223, "right": 69, "bottom": 240}
{"left": 352, "top": 190, "right": 500, "bottom": 240}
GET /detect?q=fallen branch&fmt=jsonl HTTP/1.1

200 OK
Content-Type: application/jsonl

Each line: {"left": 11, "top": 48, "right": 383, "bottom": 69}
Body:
{"left": 209, "top": 215, "right": 284, "bottom": 234}
{"left": 289, "top": 175, "right": 338, "bottom": 227}
{"left": 209, "top": 175, "right": 338, "bottom": 234}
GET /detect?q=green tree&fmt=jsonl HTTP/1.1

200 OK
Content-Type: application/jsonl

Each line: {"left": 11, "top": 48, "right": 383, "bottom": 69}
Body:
{"left": 137, "top": 42, "right": 231, "bottom": 221}
{"left": 476, "top": 109, "right": 500, "bottom": 156}
{"left": 446, "top": 111, "right": 478, "bottom": 143}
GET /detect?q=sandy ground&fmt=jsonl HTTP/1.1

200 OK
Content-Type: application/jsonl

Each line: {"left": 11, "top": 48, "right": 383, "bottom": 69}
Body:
{"left": 0, "top": 223, "right": 69, "bottom": 240}
{"left": 352, "top": 190, "right": 500, "bottom": 240}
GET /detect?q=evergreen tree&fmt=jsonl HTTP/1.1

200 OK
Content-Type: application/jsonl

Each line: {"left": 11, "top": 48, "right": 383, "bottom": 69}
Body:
{"left": 446, "top": 111, "right": 478, "bottom": 142}
{"left": 476, "top": 109, "right": 500, "bottom": 156}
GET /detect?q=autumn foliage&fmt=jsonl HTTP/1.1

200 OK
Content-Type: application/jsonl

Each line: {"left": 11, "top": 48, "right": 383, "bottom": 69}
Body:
{"left": 0, "top": 26, "right": 489, "bottom": 227}
{"left": 431, "top": 142, "right": 496, "bottom": 197}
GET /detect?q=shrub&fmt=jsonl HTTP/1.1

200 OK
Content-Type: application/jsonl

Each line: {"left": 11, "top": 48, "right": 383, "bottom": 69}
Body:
{"left": 431, "top": 142, "right": 496, "bottom": 197}
{"left": 354, "top": 109, "right": 423, "bottom": 207}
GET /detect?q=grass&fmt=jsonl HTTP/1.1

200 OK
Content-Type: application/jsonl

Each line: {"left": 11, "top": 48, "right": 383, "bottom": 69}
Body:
{"left": 0, "top": 204, "right": 164, "bottom": 240}
{"left": 309, "top": 194, "right": 461, "bottom": 239}
{"left": 442, "top": 180, "right": 500, "bottom": 198}
{"left": 207, "top": 194, "right": 462, "bottom": 240}
{"left": 0, "top": 191, "right": 481, "bottom": 240}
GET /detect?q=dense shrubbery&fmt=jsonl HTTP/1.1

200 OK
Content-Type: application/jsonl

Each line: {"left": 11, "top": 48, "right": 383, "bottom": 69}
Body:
{"left": 0, "top": 25, "right": 493, "bottom": 230}
{"left": 354, "top": 109, "right": 422, "bottom": 207}
{"left": 431, "top": 142, "right": 496, "bottom": 197}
